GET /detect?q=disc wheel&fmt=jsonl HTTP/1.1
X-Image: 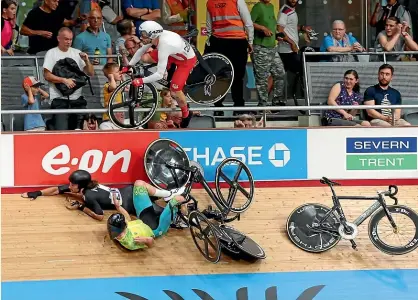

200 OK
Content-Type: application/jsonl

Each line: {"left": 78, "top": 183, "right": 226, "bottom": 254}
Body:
{"left": 215, "top": 158, "right": 254, "bottom": 214}
{"left": 286, "top": 203, "right": 341, "bottom": 253}
{"left": 185, "top": 52, "right": 234, "bottom": 105}
{"left": 143, "top": 138, "right": 191, "bottom": 191}
{"left": 108, "top": 79, "right": 158, "bottom": 129}
{"left": 368, "top": 205, "right": 418, "bottom": 255}
{"left": 189, "top": 210, "right": 221, "bottom": 263}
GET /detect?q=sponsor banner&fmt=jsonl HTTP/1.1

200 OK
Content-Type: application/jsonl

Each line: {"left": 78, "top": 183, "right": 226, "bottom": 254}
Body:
{"left": 1, "top": 134, "right": 15, "bottom": 187}
{"left": 13, "top": 132, "right": 159, "bottom": 186}
{"left": 160, "top": 129, "right": 308, "bottom": 181}
{"left": 307, "top": 128, "right": 418, "bottom": 179}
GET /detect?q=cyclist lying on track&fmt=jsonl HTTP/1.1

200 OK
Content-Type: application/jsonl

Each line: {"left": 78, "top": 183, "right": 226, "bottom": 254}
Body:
{"left": 121, "top": 20, "right": 196, "bottom": 127}
{"left": 22, "top": 169, "right": 185, "bottom": 222}
{"left": 107, "top": 182, "right": 186, "bottom": 250}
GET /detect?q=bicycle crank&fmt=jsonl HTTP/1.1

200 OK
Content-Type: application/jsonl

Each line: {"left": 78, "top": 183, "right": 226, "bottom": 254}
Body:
{"left": 338, "top": 222, "right": 358, "bottom": 240}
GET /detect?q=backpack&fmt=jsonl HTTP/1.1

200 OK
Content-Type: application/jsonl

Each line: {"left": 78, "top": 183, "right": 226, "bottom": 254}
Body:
{"left": 52, "top": 57, "right": 94, "bottom": 97}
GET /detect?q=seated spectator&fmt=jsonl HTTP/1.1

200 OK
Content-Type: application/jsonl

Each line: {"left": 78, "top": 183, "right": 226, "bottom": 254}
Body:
{"left": 122, "top": 0, "right": 160, "bottom": 37}
{"left": 375, "top": 17, "right": 418, "bottom": 61}
{"left": 21, "top": 76, "right": 50, "bottom": 131}
{"left": 114, "top": 19, "right": 136, "bottom": 55}
{"left": 370, "top": 0, "right": 412, "bottom": 40}
{"left": 43, "top": 27, "right": 94, "bottom": 130}
{"left": 320, "top": 20, "right": 364, "bottom": 62}
{"left": 234, "top": 114, "right": 263, "bottom": 128}
{"left": 124, "top": 36, "right": 141, "bottom": 58}
{"left": 363, "top": 63, "right": 410, "bottom": 127}
{"left": 148, "top": 89, "right": 198, "bottom": 129}
{"left": 99, "top": 62, "right": 126, "bottom": 130}
{"left": 81, "top": 113, "right": 99, "bottom": 130}
{"left": 20, "top": 0, "right": 79, "bottom": 55}
{"left": 323, "top": 70, "right": 370, "bottom": 127}
{"left": 1, "top": 0, "right": 17, "bottom": 56}
{"left": 73, "top": 9, "right": 112, "bottom": 65}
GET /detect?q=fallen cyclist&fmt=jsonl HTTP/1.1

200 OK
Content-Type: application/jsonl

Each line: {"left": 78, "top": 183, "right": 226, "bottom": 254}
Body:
{"left": 21, "top": 169, "right": 185, "bottom": 224}
{"left": 107, "top": 183, "right": 186, "bottom": 250}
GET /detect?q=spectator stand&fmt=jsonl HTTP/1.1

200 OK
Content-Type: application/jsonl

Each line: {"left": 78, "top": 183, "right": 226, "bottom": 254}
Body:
{"left": 301, "top": 51, "right": 418, "bottom": 126}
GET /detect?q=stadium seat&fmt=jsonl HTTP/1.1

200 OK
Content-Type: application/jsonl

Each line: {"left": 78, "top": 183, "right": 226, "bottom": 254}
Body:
{"left": 188, "top": 115, "right": 216, "bottom": 129}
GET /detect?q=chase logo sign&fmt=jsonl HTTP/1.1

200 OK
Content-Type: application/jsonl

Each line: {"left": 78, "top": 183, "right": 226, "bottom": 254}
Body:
{"left": 160, "top": 129, "right": 308, "bottom": 181}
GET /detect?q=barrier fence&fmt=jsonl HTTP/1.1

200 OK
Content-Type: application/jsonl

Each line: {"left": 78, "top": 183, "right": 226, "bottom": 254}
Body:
{"left": 2, "top": 105, "right": 418, "bottom": 131}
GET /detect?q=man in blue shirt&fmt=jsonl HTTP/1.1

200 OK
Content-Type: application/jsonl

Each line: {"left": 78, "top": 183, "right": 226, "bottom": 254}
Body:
{"left": 363, "top": 63, "right": 410, "bottom": 126}
{"left": 122, "top": 0, "right": 161, "bottom": 36}
{"left": 73, "top": 9, "right": 112, "bottom": 65}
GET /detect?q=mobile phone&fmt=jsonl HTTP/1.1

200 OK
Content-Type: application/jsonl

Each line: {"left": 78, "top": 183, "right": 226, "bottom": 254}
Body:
{"left": 276, "top": 32, "right": 285, "bottom": 39}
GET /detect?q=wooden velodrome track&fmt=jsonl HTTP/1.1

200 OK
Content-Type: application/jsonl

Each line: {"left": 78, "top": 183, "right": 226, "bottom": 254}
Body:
{"left": 2, "top": 185, "right": 418, "bottom": 282}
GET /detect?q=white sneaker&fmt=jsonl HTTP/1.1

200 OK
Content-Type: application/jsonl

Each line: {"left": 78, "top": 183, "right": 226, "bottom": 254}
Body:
{"left": 164, "top": 186, "right": 186, "bottom": 202}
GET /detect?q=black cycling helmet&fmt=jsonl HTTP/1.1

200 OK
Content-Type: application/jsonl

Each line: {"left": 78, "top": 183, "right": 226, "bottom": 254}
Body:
{"left": 107, "top": 213, "right": 127, "bottom": 239}
{"left": 69, "top": 169, "right": 91, "bottom": 190}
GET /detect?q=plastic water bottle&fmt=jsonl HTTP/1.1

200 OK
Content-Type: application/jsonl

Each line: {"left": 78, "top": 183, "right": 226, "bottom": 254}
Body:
{"left": 93, "top": 47, "right": 100, "bottom": 65}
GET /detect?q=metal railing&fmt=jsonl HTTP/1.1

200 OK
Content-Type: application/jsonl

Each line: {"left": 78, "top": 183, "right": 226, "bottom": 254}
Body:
{"left": 2, "top": 104, "right": 418, "bottom": 131}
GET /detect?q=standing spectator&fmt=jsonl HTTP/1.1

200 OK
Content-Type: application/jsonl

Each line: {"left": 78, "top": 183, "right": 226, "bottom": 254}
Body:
{"left": 21, "top": 76, "right": 50, "bottom": 131}
{"left": 1, "top": 0, "right": 17, "bottom": 56}
{"left": 73, "top": 9, "right": 112, "bottom": 65}
{"left": 363, "top": 63, "right": 410, "bottom": 127}
{"left": 205, "top": 0, "right": 254, "bottom": 116}
{"left": 114, "top": 19, "right": 136, "bottom": 55}
{"left": 122, "top": 0, "right": 161, "bottom": 36}
{"left": 276, "top": 0, "right": 311, "bottom": 75}
{"left": 250, "top": 0, "right": 285, "bottom": 108}
{"left": 161, "top": 0, "right": 189, "bottom": 36}
{"left": 370, "top": 0, "right": 412, "bottom": 41}
{"left": 324, "top": 70, "right": 370, "bottom": 127}
{"left": 320, "top": 20, "right": 365, "bottom": 62}
{"left": 375, "top": 17, "right": 418, "bottom": 61}
{"left": 43, "top": 27, "right": 94, "bottom": 130}
{"left": 20, "top": 0, "right": 79, "bottom": 55}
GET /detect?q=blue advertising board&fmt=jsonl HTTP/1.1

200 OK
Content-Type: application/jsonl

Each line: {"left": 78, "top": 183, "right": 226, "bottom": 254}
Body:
{"left": 160, "top": 129, "right": 308, "bottom": 181}
{"left": 2, "top": 269, "right": 418, "bottom": 300}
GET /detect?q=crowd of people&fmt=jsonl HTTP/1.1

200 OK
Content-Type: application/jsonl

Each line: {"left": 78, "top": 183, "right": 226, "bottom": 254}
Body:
{"left": 1, "top": 0, "right": 417, "bottom": 131}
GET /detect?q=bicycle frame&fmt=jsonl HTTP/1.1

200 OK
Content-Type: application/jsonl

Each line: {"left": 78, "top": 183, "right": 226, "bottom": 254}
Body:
{"left": 319, "top": 184, "right": 396, "bottom": 229}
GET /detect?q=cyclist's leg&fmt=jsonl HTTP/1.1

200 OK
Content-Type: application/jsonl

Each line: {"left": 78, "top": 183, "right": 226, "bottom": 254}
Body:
{"left": 153, "top": 196, "right": 184, "bottom": 237}
{"left": 170, "top": 56, "right": 197, "bottom": 121}
{"left": 132, "top": 180, "right": 173, "bottom": 218}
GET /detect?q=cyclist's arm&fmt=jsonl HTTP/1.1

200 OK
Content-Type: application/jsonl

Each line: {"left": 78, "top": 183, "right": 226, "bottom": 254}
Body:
{"left": 140, "top": 50, "right": 169, "bottom": 83}
{"left": 128, "top": 44, "right": 153, "bottom": 66}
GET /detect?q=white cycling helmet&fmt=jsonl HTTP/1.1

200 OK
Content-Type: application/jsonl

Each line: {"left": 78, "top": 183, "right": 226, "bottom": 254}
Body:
{"left": 138, "top": 21, "right": 164, "bottom": 40}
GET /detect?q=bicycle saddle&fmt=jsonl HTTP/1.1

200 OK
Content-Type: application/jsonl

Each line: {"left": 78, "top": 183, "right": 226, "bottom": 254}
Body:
{"left": 320, "top": 177, "right": 341, "bottom": 186}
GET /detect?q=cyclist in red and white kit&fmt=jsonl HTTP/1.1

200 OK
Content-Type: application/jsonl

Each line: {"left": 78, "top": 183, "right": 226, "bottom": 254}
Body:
{"left": 124, "top": 20, "right": 196, "bottom": 122}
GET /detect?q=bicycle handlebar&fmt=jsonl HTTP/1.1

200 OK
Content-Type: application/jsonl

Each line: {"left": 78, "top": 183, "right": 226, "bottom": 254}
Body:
{"left": 379, "top": 185, "right": 398, "bottom": 205}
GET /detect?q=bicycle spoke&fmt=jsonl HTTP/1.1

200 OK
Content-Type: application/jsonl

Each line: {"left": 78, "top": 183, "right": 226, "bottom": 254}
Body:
{"left": 129, "top": 105, "right": 136, "bottom": 126}
{"left": 218, "top": 170, "right": 234, "bottom": 186}
{"left": 111, "top": 101, "right": 130, "bottom": 109}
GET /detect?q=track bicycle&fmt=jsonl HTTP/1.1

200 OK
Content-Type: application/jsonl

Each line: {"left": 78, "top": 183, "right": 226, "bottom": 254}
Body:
{"left": 287, "top": 177, "right": 418, "bottom": 255}
{"left": 144, "top": 138, "right": 266, "bottom": 263}
{"left": 107, "top": 29, "right": 234, "bottom": 129}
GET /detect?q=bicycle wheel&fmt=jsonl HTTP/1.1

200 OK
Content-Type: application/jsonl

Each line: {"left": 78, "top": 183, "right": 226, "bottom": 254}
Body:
{"left": 189, "top": 210, "right": 222, "bottom": 263}
{"left": 185, "top": 53, "right": 234, "bottom": 105}
{"left": 368, "top": 205, "right": 418, "bottom": 255}
{"left": 286, "top": 203, "right": 341, "bottom": 253}
{"left": 215, "top": 158, "right": 254, "bottom": 214}
{"left": 108, "top": 79, "right": 158, "bottom": 129}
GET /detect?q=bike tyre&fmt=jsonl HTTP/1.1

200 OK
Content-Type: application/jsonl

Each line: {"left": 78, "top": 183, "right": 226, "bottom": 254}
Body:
{"left": 286, "top": 203, "right": 341, "bottom": 253}
{"left": 214, "top": 157, "right": 254, "bottom": 214}
{"left": 185, "top": 53, "right": 234, "bottom": 106}
{"left": 108, "top": 79, "right": 158, "bottom": 129}
{"left": 368, "top": 205, "right": 418, "bottom": 255}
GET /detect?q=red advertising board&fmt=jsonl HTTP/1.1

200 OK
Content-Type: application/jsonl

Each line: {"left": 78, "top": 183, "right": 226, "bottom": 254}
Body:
{"left": 14, "top": 131, "right": 159, "bottom": 186}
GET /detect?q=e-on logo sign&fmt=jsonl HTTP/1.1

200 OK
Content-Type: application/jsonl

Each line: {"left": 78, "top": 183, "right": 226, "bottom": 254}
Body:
{"left": 346, "top": 137, "right": 418, "bottom": 170}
